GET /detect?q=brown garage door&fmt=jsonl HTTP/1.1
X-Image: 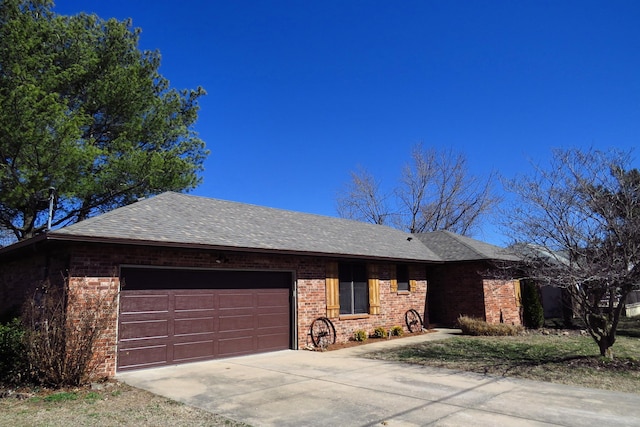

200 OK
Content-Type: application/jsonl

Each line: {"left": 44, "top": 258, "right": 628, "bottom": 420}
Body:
{"left": 117, "top": 268, "right": 292, "bottom": 371}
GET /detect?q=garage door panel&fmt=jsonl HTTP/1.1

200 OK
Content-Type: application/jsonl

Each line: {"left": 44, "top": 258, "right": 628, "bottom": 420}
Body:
{"left": 258, "top": 312, "right": 289, "bottom": 328}
{"left": 257, "top": 333, "right": 289, "bottom": 349}
{"left": 218, "top": 306, "right": 257, "bottom": 316}
{"left": 174, "top": 317, "right": 215, "bottom": 335}
{"left": 256, "top": 327, "right": 289, "bottom": 338}
{"left": 173, "top": 310, "right": 216, "bottom": 323}
{"left": 118, "top": 268, "right": 292, "bottom": 371}
{"left": 118, "top": 344, "right": 168, "bottom": 369}
{"left": 218, "top": 292, "right": 254, "bottom": 309}
{"left": 218, "top": 336, "right": 255, "bottom": 356}
{"left": 218, "top": 313, "right": 255, "bottom": 331}
{"left": 173, "top": 340, "right": 215, "bottom": 362}
{"left": 119, "top": 319, "right": 169, "bottom": 340}
{"left": 120, "top": 294, "right": 169, "bottom": 314}
{"left": 257, "top": 292, "right": 289, "bottom": 307}
{"left": 174, "top": 294, "right": 216, "bottom": 311}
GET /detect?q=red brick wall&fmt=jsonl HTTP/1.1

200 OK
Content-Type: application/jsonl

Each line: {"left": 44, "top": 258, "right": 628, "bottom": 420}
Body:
{"left": 317, "top": 263, "right": 427, "bottom": 346}
{"left": 66, "top": 276, "right": 120, "bottom": 379}
{"left": 59, "top": 243, "right": 427, "bottom": 377}
{"left": 1, "top": 242, "right": 428, "bottom": 377}
{"left": 2, "top": 241, "right": 524, "bottom": 378}
{"left": 426, "top": 262, "right": 487, "bottom": 326}
{"left": 426, "top": 261, "right": 521, "bottom": 327}
{"left": 483, "top": 279, "right": 522, "bottom": 325}
{"left": 0, "top": 247, "right": 69, "bottom": 320}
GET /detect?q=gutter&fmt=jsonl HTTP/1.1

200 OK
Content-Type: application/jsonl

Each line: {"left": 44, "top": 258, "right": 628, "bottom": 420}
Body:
{"left": 0, "top": 233, "right": 48, "bottom": 257}
{"left": 4, "top": 232, "right": 444, "bottom": 264}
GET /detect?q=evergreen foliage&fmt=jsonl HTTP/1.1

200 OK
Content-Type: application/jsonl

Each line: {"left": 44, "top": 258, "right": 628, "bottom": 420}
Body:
{"left": 0, "top": 318, "right": 26, "bottom": 384}
{"left": 0, "top": 0, "right": 208, "bottom": 241}
{"left": 521, "top": 280, "right": 545, "bottom": 328}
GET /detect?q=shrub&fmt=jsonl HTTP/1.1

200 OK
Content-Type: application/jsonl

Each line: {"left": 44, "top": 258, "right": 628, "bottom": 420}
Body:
{"left": 353, "top": 329, "right": 368, "bottom": 342}
{"left": 371, "top": 326, "right": 387, "bottom": 338}
{"left": 457, "top": 315, "right": 524, "bottom": 336}
{"left": 0, "top": 318, "right": 26, "bottom": 384}
{"left": 21, "top": 278, "right": 118, "bottom": 387}
{"left": 390, "top": 325, "right": 404, "bottom": 336}
{"left": 521, "top": 280, "right": 545, "bottom": 329}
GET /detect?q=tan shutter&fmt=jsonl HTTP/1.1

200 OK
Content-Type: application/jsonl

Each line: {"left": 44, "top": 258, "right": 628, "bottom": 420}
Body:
{"left": 390, "top": 265, "right": 398, "bottom": 293}
{"left": 326, "top": 262, "right": 340, "bottom": 318}
{"left": 514, "top": 279, "right": 522, "bottom": 307}
{"left": 368, "top": 264, "right": 380, "bottom": 315}
{"left": 409, "top": 279, "right": 417, "bottom": 292}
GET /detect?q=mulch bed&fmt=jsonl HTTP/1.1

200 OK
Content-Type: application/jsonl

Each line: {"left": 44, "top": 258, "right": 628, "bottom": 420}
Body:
{"left": 323, "top": 329, "right": 436, "bottom": 351}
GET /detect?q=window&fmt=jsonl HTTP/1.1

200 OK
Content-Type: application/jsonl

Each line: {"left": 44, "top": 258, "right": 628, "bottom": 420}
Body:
{"left": 397, "top": 265, "right": 410, "bottom": 292}
{"left": 339, "top": 263, "right": 368, "bottom": 315}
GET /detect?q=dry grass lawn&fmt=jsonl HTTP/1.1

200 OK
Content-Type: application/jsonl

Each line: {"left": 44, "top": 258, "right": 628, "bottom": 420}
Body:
{"left": 365, "top": 317, "right": 640, "bottom": 394}
{"left": 0, "top": 381, "right": 248, "bottom": 427}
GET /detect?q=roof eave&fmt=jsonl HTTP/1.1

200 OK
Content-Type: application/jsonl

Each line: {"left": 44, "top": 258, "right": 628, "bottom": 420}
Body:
{"left": 44, "top": 233, "right": 444, "bottom": 264}
{"left": 440, "top": 256, "right": 521, "bottom": 264}
{"left": 0, "top": 233, "right": 47, "bottom": 256}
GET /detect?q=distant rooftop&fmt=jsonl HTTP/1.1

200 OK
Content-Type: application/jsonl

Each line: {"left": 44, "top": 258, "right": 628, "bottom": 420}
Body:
{"left": 415, "top": 230, "right": 520, "bottom": 262}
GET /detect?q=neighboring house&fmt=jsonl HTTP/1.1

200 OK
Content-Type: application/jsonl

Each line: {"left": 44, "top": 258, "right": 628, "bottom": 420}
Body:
{"left": 0, "top": 192, "right": 521, "bottom": 378}
{"left": 415, "top": 231, "right": 522, "bottom": 326}
{"left": 512, "top": 243, "right": 570, "bottom": 320}
{"left": 626, "top": 291, "right": 640, "bottom": 317}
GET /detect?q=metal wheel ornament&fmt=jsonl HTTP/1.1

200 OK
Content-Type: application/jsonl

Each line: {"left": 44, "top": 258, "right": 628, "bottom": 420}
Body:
{"left": 310, "top": 317, "right": 336, "bottom": 349}
{"left": 405, "top": 309, "right": 423, "bottom": 333}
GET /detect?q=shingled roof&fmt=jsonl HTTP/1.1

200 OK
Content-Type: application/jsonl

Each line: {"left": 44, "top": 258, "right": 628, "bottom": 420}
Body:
{"left": 414, "top": 230, "right": 520, "bottom": 262}
{"left": 47, "top": 192, "right": 442, "bottom": 262}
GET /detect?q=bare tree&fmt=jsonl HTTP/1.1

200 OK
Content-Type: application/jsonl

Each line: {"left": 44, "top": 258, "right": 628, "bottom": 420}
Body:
{"left": 505, "top": 148, "right": 640, "bottom": 358}
{"left": 396, "top": 145, "right": 499, "bottom": 234}
{"left": 336, "top": 167, "right": 391, "bottom": 225}
{"left": 395, "top": 145, "right": 436, "bottom": 233}
{"left": 336, "top": 145, "right": 499, "bottom": 236}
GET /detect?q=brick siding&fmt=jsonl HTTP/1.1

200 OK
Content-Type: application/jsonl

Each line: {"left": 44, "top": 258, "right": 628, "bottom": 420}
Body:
{"left": 426, "top": 261, "right": 521, "bottom": 327}
{"left": 4, "top": 241, "right": 523, "bottom": 378}
{"left": 426, "top": 262, "right": 486, "bottom": 325}
{"left": 12, "top": 243, "right": 426, "bottom": 377}
{"left": 483, "top": 279, "right": 522, "bottom": 325}
{"left": 0, "top": 247, "right": 69, "bottom": 320}
{"left": 66, "top": 276, "right": 120, "bottom": 379}
{"left": 315, "top": 263, "right": 427, "bottom": 346}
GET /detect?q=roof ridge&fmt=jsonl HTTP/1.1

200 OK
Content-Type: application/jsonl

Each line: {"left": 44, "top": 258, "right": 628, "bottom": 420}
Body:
{"left": 170, "top": 192, "right": 413, "bottom": 234}
{"left": 441, "top": 230, "right": 489, "bottom": 259}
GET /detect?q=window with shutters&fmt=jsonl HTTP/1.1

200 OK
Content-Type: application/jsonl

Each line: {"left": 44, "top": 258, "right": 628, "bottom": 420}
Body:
{"left": 339, "top": 263, "right": 368, "bottom": 315}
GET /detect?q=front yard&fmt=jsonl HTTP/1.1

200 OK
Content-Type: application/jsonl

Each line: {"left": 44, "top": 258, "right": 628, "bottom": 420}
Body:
{"left": 0, "top": 381, "right": 248, "bottom": 427}
{"left": 365, "top": 317, "right": 640, "bottom": 394}
{"left": 2, "top": 318, "right": 638, "bottom": 425}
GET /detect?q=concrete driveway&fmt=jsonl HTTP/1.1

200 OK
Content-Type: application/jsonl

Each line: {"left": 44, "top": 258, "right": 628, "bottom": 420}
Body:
{"left": 117, "top": 330, "right": 640, "bottom": 426}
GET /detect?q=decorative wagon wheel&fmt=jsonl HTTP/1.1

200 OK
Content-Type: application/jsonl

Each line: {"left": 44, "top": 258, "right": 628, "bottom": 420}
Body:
{"left": 310, "top": 317, "right": 336, "bottom": 349}
{"left": 405, "top": 309, "right": 423, "bottom": 333}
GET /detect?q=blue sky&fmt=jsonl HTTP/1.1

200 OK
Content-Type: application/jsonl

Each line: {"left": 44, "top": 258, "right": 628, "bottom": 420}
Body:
{"left": 53, "top": 1, "right": 640, "bottom": 245}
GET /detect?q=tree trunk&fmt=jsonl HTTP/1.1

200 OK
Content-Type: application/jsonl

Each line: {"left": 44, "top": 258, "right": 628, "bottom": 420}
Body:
{"left": 595, "top": 329, "right": 617, "bottom": 359}
{"left": 598, "top": 338, "right": 614, "bottom": 359}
